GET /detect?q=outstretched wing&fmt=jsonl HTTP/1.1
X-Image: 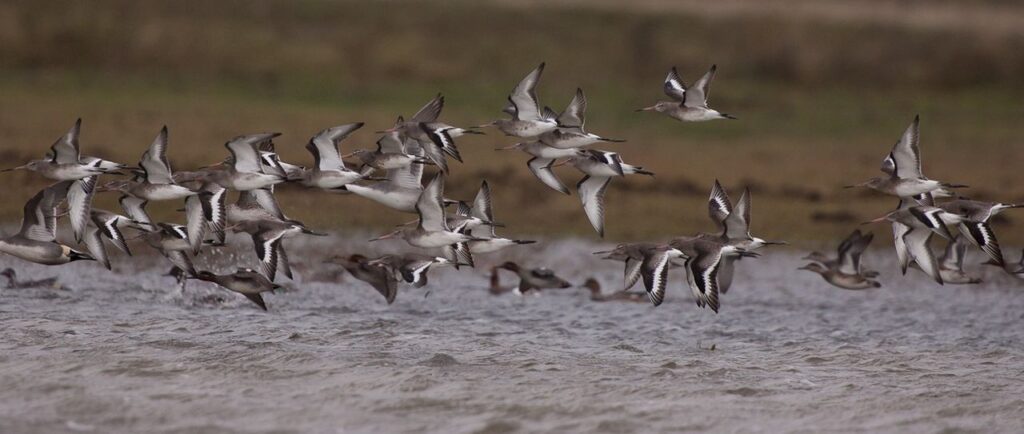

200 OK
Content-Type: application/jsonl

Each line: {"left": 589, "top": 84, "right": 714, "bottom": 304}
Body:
{"left": 227, "top": 133, "right": 279, "bottom": 173}
{"left": 556, "top": 88, "right": 586, "bottom": 128}
{"left": 469, "top": 181, "right": 496, "bottom": 238}
{"left": 411, "top": 94, "right": 444, "bottom": 123}
{"left": 139, "top": 127, "right": 174, "bottom": 184}
{"left": 508, "top": 63, "right": 544, "bottom": 121}
{"left": 416, "top": 173, "right": 448, "bottom": 231}
{"left": 641, "top": 248, "right": 676, "bottom": 306}
{"left": 19, "top": 182, "right": 70, "bottom": 242}
{"left": 527, "top": 157, "right": 570, "bottom": 195}
{"left": 683, "top": 64, "right": 717, "bottom": 109}
{"left": 308, "top": 123, "right": 363, "bottom": 171}
{"left": 50, "top": 118, "right": 82, "bottom": 164}
{"left": 881, "top": 115, "right": 923, "bottom": 179}
{"left": 708, "top": 180, "right": 732, "bottom": 233}
{"left": 67, "top": 176, "right": 97, "bottom": 242}
{"left": 663, "top": 67, "right": 687, "bottom": 102}
{"left": 578, "top": 175, "right": 611, "bottom": 237}
{"left": 82, "top": 226, "right": 111, "bottom": 270}
{"left": 903, "top": 227, "right": 942, "bottom": 284}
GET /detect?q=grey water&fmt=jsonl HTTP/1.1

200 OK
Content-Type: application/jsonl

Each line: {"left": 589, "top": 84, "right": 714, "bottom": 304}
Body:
{"left": 1, "top": 236, "right": 1023, "bottom": 433}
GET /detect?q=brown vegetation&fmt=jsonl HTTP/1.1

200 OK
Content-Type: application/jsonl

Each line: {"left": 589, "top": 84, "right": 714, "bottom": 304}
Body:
{"left": 0, "top": 0, "right": 1022, "bottom": 243}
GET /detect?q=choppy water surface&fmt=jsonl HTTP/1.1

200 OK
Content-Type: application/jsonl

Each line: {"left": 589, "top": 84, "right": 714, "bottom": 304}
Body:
{"left": 1, "top": 236, "right": 1023, "bottom": 433}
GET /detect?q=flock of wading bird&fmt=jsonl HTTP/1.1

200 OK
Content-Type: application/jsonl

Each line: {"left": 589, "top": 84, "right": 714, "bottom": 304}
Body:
{"left": 2, "top": 63, "right": 1022, "bottom": 312}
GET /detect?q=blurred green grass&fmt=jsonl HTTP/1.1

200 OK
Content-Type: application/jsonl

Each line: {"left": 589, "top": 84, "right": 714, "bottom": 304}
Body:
{"left": 1, "top": 0, "right": 1023, "bottom": 244}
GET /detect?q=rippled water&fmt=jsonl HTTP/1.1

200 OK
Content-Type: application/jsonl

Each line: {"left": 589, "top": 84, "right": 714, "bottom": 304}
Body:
{"left": 1, "top": 236, "right": 1023, "bottom": 433}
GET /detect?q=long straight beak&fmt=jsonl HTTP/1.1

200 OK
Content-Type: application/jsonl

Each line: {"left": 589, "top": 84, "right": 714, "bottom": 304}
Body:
{"left": 368, "top": 232, "right": 396, "bottom": 242}
{"left": 1, "top": 164, "right": 26, "bottom": 172}
{"left": 340, "top": 151, "right": 358, "bottom": 158}
{"left": 475, "top": 122, "right": 496, "bottom": 129}
{"left": 764, "top": 240, "right": 788, "bottom": 246}
{"left": 861, "top": 216, "right": 889, "bottom": 225}
{"left": 635, "top": 106, "right": 656, "bottom": 112}
{"left": 374, "top": 127, "right": 399, "bottom": 134}
{"left": 494, "top": 144, "right": 521, "bottom": 151}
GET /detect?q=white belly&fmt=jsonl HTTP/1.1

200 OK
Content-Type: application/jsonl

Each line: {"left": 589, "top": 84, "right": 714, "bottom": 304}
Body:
{"left": 411, "top": 232, "right": 465, "bottom": 248}
{"left": 679, "top": 109, "right": 722, "bottom": 122}
{"left": 541, "top": 133, "right": 599, "bottom": 149}
{"left": 227, "top": 173, "right": 281, "bottom": 191}
{"left": 502, "top": 121, "right": 558, "bottom": 138}
{"left": 469, "top": 239, "right": 514, "bottom": 254}
{"left": 347, "top": 185, "right": 418, "bottom": 213}
{"left": 525, "top": 145, "right": 582, "bottom": 159}
{"left": 303, "top": 171, "right": 362, "bottom": 189}
{"left": 0, "top": 241, "right": 67, "bottom": 265}
{"left": 135, "top": 185, "right": 194, "bottom": 201}
{"left": 894, "top": 179, "right": 939, "bottom": 197}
